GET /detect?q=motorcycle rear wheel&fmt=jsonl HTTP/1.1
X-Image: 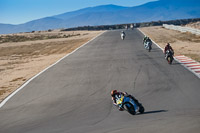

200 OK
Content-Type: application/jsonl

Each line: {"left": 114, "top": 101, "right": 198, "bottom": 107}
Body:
{"left": 139, "top": 105, "right": 145, "bottom": 114}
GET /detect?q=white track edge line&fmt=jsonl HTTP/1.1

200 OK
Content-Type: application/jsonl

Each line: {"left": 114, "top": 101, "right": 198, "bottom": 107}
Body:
{"left": 138, "top": 28, "right": 200, "bottom": 79}
{"left": 189, "top": 66, "right": 200, "bottom": 69}
{"left": 138, "top": 28, "right": 164, "bottom": 51}
{"left": 0, "top": 31, "right": 107, "bottom": 108}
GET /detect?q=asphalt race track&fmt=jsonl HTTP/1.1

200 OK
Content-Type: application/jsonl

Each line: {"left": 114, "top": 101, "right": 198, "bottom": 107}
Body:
{"left": 0, "top": 29, "right": 200, "bottom": 133}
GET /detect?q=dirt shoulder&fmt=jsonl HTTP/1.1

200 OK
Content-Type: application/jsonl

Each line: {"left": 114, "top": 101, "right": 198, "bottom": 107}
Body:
{"left": 139, "top": 26, "right": 200, "bottom": 62}
{"left": 0, "top": 30, "right": 104, "bottom": 102}
{"left": 185, "top": 21, "right": 200, "bottom": 30}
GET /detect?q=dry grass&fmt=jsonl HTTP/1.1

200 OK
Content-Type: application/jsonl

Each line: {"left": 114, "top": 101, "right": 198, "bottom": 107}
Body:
{"left": 185, "top": 21, "right": 200, "bottom": 30}
{"left": 0, "top": 31, "right": 81, "bottom": 43}
{"left": 139, "top": 26, "right": 200, "bottom": 62}
{"left": 0, "top": 38, "right": 90, "bottom": 56}
{"left": 0, "top": 90, "right": 6, "bottom": 96}
{"left": 0, "top": 30, "right": 104, "bottom": 102}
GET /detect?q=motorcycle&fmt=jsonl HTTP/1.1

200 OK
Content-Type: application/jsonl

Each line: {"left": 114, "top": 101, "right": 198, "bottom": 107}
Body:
{"left": 115, "top": 94, "right": 145, "bottom": 115}
{"left": 121, "top": 33, "right": 125, "bottom": 40}
{"left": 165, "top": 49, "right": 174, "bottom": 64}
{"left": 144, "top": 40, "right": 152, "bottom": 52}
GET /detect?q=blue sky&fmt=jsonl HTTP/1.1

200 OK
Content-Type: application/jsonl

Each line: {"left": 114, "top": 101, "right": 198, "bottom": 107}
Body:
{"left": 0, "top": 0, "right": 157, "bottom": 25}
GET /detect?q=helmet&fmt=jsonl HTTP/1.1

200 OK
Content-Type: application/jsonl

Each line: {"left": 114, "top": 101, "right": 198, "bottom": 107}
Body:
{"left": 111, "top": 90, "right": 117, "bottom": 96}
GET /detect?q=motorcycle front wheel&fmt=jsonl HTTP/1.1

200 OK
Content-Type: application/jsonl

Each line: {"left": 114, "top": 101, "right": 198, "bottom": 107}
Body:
{"left": 167, "top": 56, "right": 173, "bottom": 64}
{"left": 148, "top": 46, "right": 152, "bottom": 52}
{"left": 124, "top": 103, "right": 136, "bottom": 115}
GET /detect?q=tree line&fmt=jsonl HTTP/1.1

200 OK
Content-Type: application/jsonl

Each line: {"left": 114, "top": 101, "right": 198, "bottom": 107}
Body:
{"left": 61, "top": 18, "right": 200, "bottom": 31}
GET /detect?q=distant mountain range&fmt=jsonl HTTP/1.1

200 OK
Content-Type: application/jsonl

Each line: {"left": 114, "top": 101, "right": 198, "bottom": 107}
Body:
{"left": 1, "top": 0, "right": 200, "bottom": 34}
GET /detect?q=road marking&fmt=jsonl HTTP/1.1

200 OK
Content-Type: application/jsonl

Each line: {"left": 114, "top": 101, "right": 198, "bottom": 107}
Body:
{"left": 190, "top": 67, "right": 200, "bottom": 70}
{"left": 138, "top": 28, "right": 200, "bottom": 79}
{"left": 0, "top": 31, "right": 106, "bottom": 108}
{"left": 187, "top": 65, "right": 200, "bottom": 67}
{"left": 182, "top": 62, "right": 197, "bottom": 64}
{"left": 175, "top": 55, "right": 200, "bottom": 78}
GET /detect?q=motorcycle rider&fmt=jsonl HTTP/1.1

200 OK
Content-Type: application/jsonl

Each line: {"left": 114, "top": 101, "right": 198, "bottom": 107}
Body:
{"left": 143, "top": 36, "right": 152, "bottom": 44}
{"left": 111, "top": 90, "right": 139, "bottom": 111}
{"left": 143, "top": 36, "right": 148, "bottom": 44}
{"left": 164, "top": 43, "right": 174, "bottom": 58}
{"left": 121, "top": 31, "right": 125, "bottom": 35}
{"left": 121, "top": 31, "right": 126, "bottom": 39}
{"left": 143, "top": 37, "right": 152, "bottom": 50}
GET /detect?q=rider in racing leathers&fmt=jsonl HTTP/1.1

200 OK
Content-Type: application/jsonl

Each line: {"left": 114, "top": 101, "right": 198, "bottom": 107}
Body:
{"left": 121, "top": 31, "right": 126, "bottom": 38}
{"left": 111, "top": 90, "right": 139, "bottom": 111}
{"left": 143, "top": 36, "right": 152, "bottom": 45}
{"left": 164, "top": 43, "right": 174, "bottom": 58}
{"left": 143, "top": 36, "right": 148, "bottom": 44}
{"left": 121, "top": 31, "right": 126, "bottom": 36}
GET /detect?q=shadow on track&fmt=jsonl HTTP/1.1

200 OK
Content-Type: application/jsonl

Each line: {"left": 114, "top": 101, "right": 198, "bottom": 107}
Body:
{"left": 148, "top": 48, "right": 162, "bottom": 52}
{"left": 172, "top": 62, "right": 182, "bottom": 65}
{"left": 141, "top": 110, "right": 168, "bottom": 115}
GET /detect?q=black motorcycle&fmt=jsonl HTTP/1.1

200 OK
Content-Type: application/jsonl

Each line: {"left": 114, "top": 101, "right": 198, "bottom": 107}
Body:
{"left": 165, "top": 49, "right": 174, "bottom": 64}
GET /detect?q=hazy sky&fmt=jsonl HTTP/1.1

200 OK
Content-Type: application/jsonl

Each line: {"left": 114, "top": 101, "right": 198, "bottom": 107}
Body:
{"left": 0, "top": 0, "right": 157, "bottom": 25}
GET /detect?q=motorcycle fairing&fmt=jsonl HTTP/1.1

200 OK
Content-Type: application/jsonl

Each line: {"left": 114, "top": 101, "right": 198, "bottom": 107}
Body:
{"left": 123, "top": 96, "right": 139, "bottom": 112}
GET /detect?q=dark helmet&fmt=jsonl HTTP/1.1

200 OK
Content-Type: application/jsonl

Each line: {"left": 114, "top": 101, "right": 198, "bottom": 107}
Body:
{"left": 111, "top": 90, "right": 117, "bottom": 96}
{"left": 167, "top": 43, "right": 170, "bottom": 46}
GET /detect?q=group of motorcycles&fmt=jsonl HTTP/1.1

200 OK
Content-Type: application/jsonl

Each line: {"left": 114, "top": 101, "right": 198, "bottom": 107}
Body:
{"left": 143, "top": 37, "right": 174, "bottom": 64}
{"left": 114, "top": 32, "right": 175, "bottom": 115}
{"left": 120, "top": 32, "right": 174, "bottom": 64}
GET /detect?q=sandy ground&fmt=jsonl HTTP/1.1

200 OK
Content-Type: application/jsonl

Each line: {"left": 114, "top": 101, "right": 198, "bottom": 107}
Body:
{"left": 0, "top": 30, "right": 104, "bottom": 102}
{"left": 139, "top": 26, "right": 200, "bottom": 62}
{"left": 185, "top": 21, "right": 200, "bottom": 30}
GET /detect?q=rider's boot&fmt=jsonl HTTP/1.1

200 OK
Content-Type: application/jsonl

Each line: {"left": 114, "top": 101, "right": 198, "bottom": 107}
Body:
{"left": 119, "top": 107, "right": 124, "bottom": 111}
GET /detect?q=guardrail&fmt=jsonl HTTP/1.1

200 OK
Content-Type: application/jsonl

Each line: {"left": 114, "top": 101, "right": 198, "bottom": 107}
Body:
{"left": 163, "top": 24, "right": 200, "bottom": 35}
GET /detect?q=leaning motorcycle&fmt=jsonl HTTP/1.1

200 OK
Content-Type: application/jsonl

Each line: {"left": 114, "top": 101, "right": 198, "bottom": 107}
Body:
{"left": 115, "top": 94, "right": 145, "bottom": 115}
{"left": 144, "top": 40, "right": 152, "bottom": 52}
{"left": 165, "top": 49, "right": 174, "bottom": 64}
